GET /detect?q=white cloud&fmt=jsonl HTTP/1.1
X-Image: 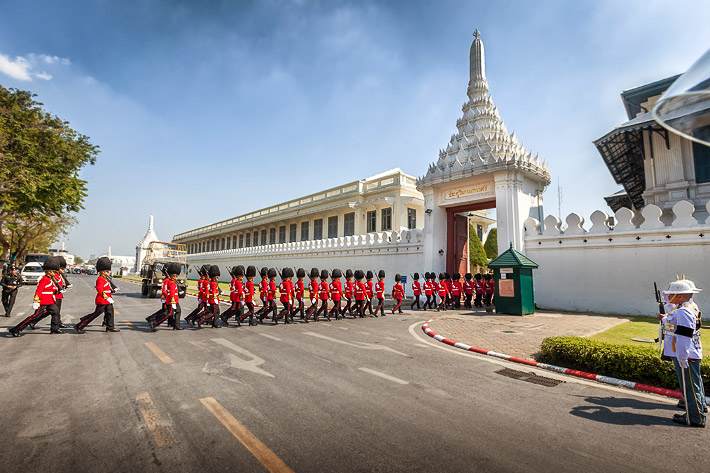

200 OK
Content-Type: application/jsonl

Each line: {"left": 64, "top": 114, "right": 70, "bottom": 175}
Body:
{"left": 0, "top": 52, "right": 71, "bottom": 81}
{"left": 0, "top": 54, "right": 32, "bottom": 80}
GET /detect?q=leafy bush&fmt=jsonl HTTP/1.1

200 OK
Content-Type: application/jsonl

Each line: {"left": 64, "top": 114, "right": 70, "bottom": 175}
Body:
{"left": 539, "top": 336, "right": 710, "bottom": 394}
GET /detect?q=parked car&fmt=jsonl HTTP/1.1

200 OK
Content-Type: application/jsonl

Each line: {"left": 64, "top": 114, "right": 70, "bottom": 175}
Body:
{"left": 21, "top": 262, "right": 44, "bottom": 284}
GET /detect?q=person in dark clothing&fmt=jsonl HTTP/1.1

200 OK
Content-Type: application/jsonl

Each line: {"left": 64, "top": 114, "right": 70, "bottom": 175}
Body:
{"left": 2, "top": 267, "right": 22, "bottom": 317}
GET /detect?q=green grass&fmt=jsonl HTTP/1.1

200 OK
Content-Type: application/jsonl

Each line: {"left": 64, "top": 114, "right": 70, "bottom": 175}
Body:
{"left": 589, "top": 316, "right": 661, "bottom": 349}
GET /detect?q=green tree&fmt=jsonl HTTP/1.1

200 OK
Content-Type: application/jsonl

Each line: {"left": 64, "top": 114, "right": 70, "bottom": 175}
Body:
{"left": 483, "top": 227, "right": 498, "bottom": 259}
{"left": 469, "top": 224, "right": 488, "bottom": 270}
{"left": 74, "top": 255, "right": 84, "bottom": 264}
{"left": 0, "top": 86, "right": 98, "bottom": 259}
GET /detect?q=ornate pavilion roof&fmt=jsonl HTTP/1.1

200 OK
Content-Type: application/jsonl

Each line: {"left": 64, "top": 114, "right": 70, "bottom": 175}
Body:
{"left": 417, "top": 30, "right": 550, "bottom": 189}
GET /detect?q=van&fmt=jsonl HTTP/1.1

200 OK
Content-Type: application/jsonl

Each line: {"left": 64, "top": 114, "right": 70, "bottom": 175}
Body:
{"left": 21, "top": 262, "right": 44, "bottom": 284}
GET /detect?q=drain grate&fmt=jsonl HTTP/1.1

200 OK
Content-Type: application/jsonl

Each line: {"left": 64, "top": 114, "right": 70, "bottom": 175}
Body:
{"left": 496, "top": 368, "right": 565, "bottom": 387}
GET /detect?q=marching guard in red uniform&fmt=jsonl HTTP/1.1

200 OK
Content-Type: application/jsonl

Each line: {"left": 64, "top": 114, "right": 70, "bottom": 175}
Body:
{"left": 291, "top": 268, "right": 306, "bottom": 321}
{"left": 148, "top": 262, "right": 183, "bottom": 331}
{"left": 342, "top": 269, "right": 354, "bottom": 316}
{"left": 463, "top": 273, "right": 474, "bottom": 308}
{"left": 364, "top": 270, "right": 374, "bottom": 316}
{"left": 373, "top": 270, "right": 385, "bottom": 316}
{"left": 276, "top": 268, "right": 294, "bottom": 324}
{"left": 186, "top": 265, "right": 209, "bottom": 324}
{"left": 423, "top": 272, "right": 434, "bottom": 310}
{"left": 484, "top": 273, "right": 495, "bottom": 307}
{"left": 451, "top": 273, "right": 462, "bottom": 309}
{"left": 410, "top": 272, "right": 422, "bottom": 310}
{"left": 75, "top": 257, "right": 119, "bottom": 334}
{"left": 221, "top": 265, "right": 244, "bottom": 325}
{"left": 305, "top": 268, "right": 319, "bottom": 321}
{"left": 353, "top": 270, "right": 366, "bottom": 317}
{"left": 473, "top": 273, "right": 485, "bottom": 308}
{"left": 391, "top": 274, "right": 404, "bottom": 314}
{"left": 328, "top": 269, "right": 343, "bottom": 320}
{"left": 243, "top": 266, "right": 257, "bottom": 325}
{"left": 315, "top": 269, "right": 330, "bottom": 321}
{"left": 197, "top": 265, "right": 221, "bottom": 328}
{"left": 9, "top": 256, "right": 62, "bottom": 337}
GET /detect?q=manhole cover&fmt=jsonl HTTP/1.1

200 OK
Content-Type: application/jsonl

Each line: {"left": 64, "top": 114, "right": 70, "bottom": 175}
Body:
{"left": 496, "top": 368, "right": 565, "bottom": 387}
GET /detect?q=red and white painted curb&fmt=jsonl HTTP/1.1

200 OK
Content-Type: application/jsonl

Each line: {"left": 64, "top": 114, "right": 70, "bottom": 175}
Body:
{"left": 421, "top": 319, "right": 682, "bottom": 399}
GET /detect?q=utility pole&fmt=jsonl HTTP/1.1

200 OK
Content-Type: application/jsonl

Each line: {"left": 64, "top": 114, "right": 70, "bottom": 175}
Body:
{"left": 557, "top": 177, "right": 563, "bottom": 222}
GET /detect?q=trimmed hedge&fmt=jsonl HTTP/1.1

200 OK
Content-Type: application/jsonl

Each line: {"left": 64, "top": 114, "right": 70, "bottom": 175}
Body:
{"left": 539, "top": 337, "right": 710, "bottom": 394}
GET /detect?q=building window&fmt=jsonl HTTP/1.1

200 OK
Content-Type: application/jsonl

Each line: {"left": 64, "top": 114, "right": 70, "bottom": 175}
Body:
{"left": 279, "top": 225, "right": 286, "bottom": 244}
{"left": 239, "top": 234, "right": 244, "bottom": 248}
{"left": 328, "top": 216, "right": 338, "bottom": 238}
{"left": 211, "top": 240, "right": 215, "bottom": 252}
{"left": 289, "top": 223, "right": 297, "bottom": 242}
{"left": 269, "top": 228, "right": 276, "bottom": 245}
{"left": 314, "top": 218, "right": 323, "bottom": 240}
{"left": 253, "top": 231, "right": 258, "bottom": 246}
{"left": 301, "top": 221, "right": 309, "bottom": 241}
{"left": 381, "top": 207, "right": 392, "bottom": 231}
{"left": 260, "top": 230, "right": 267, "bottom": 246}
{"left": 344, "top": 212, "right": 355, "bottom": 236}
{"left": 245, "top": 233, "right": 250, "bottom": 247}
{"left": 407, "top": 208, "right": 416, "bottom": 229}
{"left": 222, "top": 238, "right": 225, "bottom": 250}
{"left": 226, "top": 237, "right": 231, "bottom": 249}
{"left": 367, "top": 210, "right": 376, "bottom": 232}
{"left": 693, "top": 126, "right": 710, "bottom": 183}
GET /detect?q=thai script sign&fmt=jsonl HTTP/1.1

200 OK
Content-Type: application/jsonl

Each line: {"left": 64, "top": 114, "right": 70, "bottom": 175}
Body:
{"left": 440, "top": 181, "right": 495, "bottom": 205}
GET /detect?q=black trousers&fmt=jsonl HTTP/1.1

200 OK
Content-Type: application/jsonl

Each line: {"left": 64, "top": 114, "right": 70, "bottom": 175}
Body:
{"left": 373, "top": 297, "right": 384, "bottom": 316}
{"left": 291, "top": 299, "right": 304, "bottom": 318}
{"left": 78, "top": 304, "right": 114, "bottom": 330}
{"left": 315, "top": 300, "right": 329, "bottom": 320}
{"left": 392, "top": 298, "right": 402, "bottom": 313}
{"left": 474, "top": 293, "right": 483, "bottom": 307}
{"left": 353, "top": 299, "right": 364, "bottom": 317}
{"left": 328, "top": 299, "right": 341, "bottom": 319}
{"left": 464, "top": 294, "right": 473, "bottom": 308}
{"left": 243, "top": 302, "right": 255, "bottom": 325}
{"left": 155, "top": 303, "right": 180, "bottom": 328}
{"left": 410, "top": 295, "right": 421, "bottom": 310}
{"left": 13, "top": 304, "right": 60, "bottom": 333}
{"left": 198, "top": 303, "right": 220, "bottom": 327}
{"left": 342, "top": 298, "right": 352, "bottom": 316}
{"left": 2, "top": 289, "right": 18, "bottom": 316}
{"left": 186, "top": 302, "right": 205, "bottom": 322}
{"left": 484, "top": 293, "right": 493, "bottom": 306}
{"left": 222, "top": 301, "right": 241, "bottom": 321}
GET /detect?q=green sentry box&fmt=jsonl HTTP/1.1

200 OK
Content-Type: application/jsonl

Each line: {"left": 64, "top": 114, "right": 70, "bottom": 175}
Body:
{"left": 487, "top": 244, "right": 538, "bottom": 315}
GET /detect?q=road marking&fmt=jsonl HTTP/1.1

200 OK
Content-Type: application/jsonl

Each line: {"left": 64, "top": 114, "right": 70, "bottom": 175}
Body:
{"left": 258, "top": 333, "right": 282, "bottom": 341}
{"left": 193, "top": 338, "right": 274, "bottom": 378}
{"left": 358, "top": 367, "right": 409, "bottom": 385}
{"left": 337, "top": 326, "right": 349, "bottom": 331}
{"left": 383, "top": 336, "right": 397, "bottom": 341}
{"left": 114, "top": 309, "right": 121, "bottom": 315}
{"left": 314, "top": 355, "right": 333, "bottom": 364}
{"left": 122, "top": 320, "right": 134, "bottom": 327}
{"left": 200, "top": 397, "right": 294, "bottom": 473}
{"left": 304, "top": 331, "right": 409, "bottom": 357}
{"left": 145, "top": 342, "right": 174, "bottom": 364}
{"left": 135, "top": 392, "right": 178, "bottom": 447}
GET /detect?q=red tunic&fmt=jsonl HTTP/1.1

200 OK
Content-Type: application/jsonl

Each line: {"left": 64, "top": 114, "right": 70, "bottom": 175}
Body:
{"left": 473, "top": 280, "right": 485, "bottom": 294}
{"left": 267, "top": 281, "right": 276, "bottom": 301}
{"left": 329, "top": 280, "right": 342, "bottom": 302}
{"left": 244, "top": 281, "right": 255, "bottom": 303}
{"left": 344, "top": 280, "right": 354, "bottom": 298}
{"left": 229, "top": 278, "right": 239, "bottom": 302}
{"left": 354, "top": 281, "right": 366, "bottom": 301}
{"left": 165, "top": 279, "right": 179, "bottom": 304}
{"left": 34, "top": 275, "right": 58, "bottom": 305}
{"left": 294, "top": 280, "right": 305, "bottom": 300}
{"left": 198, "top": 278, "right": 208, "bottom": 302}
{"left": 375, "top": 280, "right": 385, "bottom": 298}
{"left": 309, "top": 280, "right": 319, "bottom": 301}
{"left": 365, "top": 280, "right": 374, "bottom": 298}
{"left": 412, "top": 281, "right": 421, "bottom": 296}
{"left": 259, "top": 279, "right": 268, "bottom": 301}
{"left": 452, "top": 281, "right": 462, "bottom": 297}
{"left": 52, "top": 273, "right": 65, "bottom": 300}
{"left": 392, "top": 283, "right": 404, "bottom": 300}
{"left": 318, "top": 281, "right": 329, "bottom": 301}
{"left": 279, "top": 281, "right": 291, "bottom": 303}
{"left": 95, "top": 275, "right": 113, "bottom": 305}
{"left": 424, "top": 281, "right": 433, "bottom": 296}
{"left": 208, "top": 280, "right": 219, "bottom": 304}
{"left": 463, "top": 280, "right": 474, "bottom": 295}
{"left": 485, "top": 280, "right": 495, "bottom": 295}
{"left": 437, "top": 281, "right": 448, "bottom": 298}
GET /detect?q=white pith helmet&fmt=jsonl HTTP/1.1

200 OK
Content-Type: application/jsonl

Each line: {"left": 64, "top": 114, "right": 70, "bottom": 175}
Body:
{"left": 664, "top": 276, "right": 702, "bottom": 295}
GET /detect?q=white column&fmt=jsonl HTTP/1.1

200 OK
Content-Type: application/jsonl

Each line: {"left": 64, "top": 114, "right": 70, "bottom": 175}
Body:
{"left": 422, "top": 187, "right": 445, "bottom": 273}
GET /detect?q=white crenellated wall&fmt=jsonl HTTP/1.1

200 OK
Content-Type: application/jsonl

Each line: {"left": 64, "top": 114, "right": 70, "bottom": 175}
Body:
{"left": 524, "top": 201, "right": 710, "bottom": 319}
{"left": 186, "top": 229, "right": 425, "bottom": 286}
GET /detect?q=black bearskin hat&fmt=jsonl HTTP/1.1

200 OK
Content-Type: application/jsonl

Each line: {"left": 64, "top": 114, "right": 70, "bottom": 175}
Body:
{"left": 168, "top": 262, "right": 181, "bottom": 275}
{"left": 484, "top": 273, "right": 492, "bottom": 281}
{"left": 320, "top": 269, "right": 329, "bottom": 280}
{"left": 378, "top": 269, "right": 385, "bottom": 279}
{"left": 453, "top": 273, "right": 460, "bottom": 281}
{"left": 95, "top": 257, "right": 111, "bottom": 272}
{"left": 43, "top": 256, "right": 61, "bottom": 271}
{"left": 424, "top": 272, "right": 430, "bottom": 279}
{"left": 58, "top": 256, "right": 67, "bottom": 269}
{"left": 444, "top": 272, "right": 450, "bottom": 280}
{"left": 345, "top": 269, "right": 353, "bottom": 278}
{"left": 366, "top": 270, "right": 373, "bottom": 280}
{"left": 201, "top": 265, "right": 211, "bottom": 276}
{"left": 414, "top": 272, "right": 419, "bottom": 280}
{"left": 438, "top": 272, "right": 445, "bottom": 280}
{"left": 267, "top": 268, "right": 277, "bottom": 278}
{"left": 246, "top": 265, "right": 257, "bottom": 278}
{"left": 475, "top": 273, "right": 482, "bottom": 281}
{"left": 354, "top": 270, "right": 364, "bottom": 280}
{"left": 332, "top": 269, "right": 342, "bottom": 278}
{"left": 260, "top": 267, "right": 268, "bottom": 277}
{"left": 395, "top": 273, "right": 401, "bottom": 282}
{"left": 208, "top": 265, "right": 221, "bottom": 278}
{"left": 465, "top": 273, "right": 473, "bottom": 280}
{"left": 310, "top": 268, "right": 319, "bottom": 279}
{"left": 282, "top": 267, "right": 294, "bottom": 278}
{"left": 296, "top": 268, "right": 306, "bottom": 278}
{"left": 235, "top": 265, "right": 245, "bottom": 276}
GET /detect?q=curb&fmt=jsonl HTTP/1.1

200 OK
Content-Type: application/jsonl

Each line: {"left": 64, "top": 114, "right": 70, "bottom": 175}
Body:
{"left": 421, "top": 319, "right": 682, "bottom": 400}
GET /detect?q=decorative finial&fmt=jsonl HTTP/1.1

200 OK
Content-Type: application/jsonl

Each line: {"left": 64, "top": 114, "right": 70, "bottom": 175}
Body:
{"left": 473, "top": 29, "right": 481, "bottom": 39}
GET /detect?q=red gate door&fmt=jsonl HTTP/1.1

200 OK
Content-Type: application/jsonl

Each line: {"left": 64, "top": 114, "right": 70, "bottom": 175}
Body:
{"left": 447, "top": 212, "right": 469, "bottom": 275}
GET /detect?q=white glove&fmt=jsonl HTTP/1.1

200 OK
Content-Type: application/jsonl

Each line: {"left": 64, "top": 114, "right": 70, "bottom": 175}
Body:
{"left": 32, "top": 302, "right": 40, "bottom": 310}
{"left": 206, "top": 303, "right": 212, "bottom": 307}
{"left": 67, "top": 284, "right": 73, "bottom": 289}
{"left": 60, "top": 290, "right": 66, "bottom": 294}
{"left": 678, "top": 358, "right": 689, "bottom": 369}
{"left": 107, "top": 297, "right": 114, "bottom": 304}
{"left": 171, "top": 304, "right": 177, "bottom": 309}
{"left": 113, "top": 287, "right": 119, "bottom": 292}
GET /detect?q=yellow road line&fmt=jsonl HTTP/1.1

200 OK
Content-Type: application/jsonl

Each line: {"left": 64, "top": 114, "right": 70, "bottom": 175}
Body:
{"left": 136, "top": 392, "right": 178, "bottom": 447}
{"left": 200, "top": 397, "right": 294, "bottom": 473}
{"left": 145, "top": 342, "right": 174, "bottom": 364}
{"left": 115, "top": 309, "right": 121, "bottom": 314}
{"left": 122, "top": 319, "right": 134, "bottom": 327}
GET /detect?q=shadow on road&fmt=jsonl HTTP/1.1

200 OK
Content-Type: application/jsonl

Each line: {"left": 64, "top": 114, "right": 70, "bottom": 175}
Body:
{"left": 570, "top": 396, "right": 675, "bottom": 426}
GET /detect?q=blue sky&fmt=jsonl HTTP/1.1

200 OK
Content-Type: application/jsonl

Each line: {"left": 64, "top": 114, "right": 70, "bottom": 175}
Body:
{"left": 1, "top": 0, "right": 709, "bottom": 259}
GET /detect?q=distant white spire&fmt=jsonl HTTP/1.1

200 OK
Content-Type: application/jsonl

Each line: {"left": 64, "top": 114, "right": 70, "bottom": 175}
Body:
{"left": 148, "top": 215, "right": 154, "bottom": 231}
{"left": 468, "top": 29, "right": 488, "bottom": 98}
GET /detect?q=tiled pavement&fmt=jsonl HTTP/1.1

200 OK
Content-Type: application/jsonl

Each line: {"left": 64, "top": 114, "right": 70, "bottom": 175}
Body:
{"left": 425, "top": 309, "right": 630, "bottom": 360}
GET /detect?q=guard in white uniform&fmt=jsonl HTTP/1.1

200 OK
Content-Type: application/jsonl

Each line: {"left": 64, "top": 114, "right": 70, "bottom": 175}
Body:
{"left": 659, "top": 278, "right": 706, "bottom": 427}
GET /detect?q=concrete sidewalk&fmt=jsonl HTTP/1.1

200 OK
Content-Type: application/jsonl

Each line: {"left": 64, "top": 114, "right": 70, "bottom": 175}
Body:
{"left": 425, "top": 308, "right": 630, "bottom": 360}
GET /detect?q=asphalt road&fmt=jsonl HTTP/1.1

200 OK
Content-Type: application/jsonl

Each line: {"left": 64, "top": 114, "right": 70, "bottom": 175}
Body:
{"left": 0, "top": 275, "right": 705, "bottom": 473}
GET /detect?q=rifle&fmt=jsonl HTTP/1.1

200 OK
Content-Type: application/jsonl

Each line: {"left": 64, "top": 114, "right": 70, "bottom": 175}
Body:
{"left": 654, "top": 282, "right": 670, "bottom": 359}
